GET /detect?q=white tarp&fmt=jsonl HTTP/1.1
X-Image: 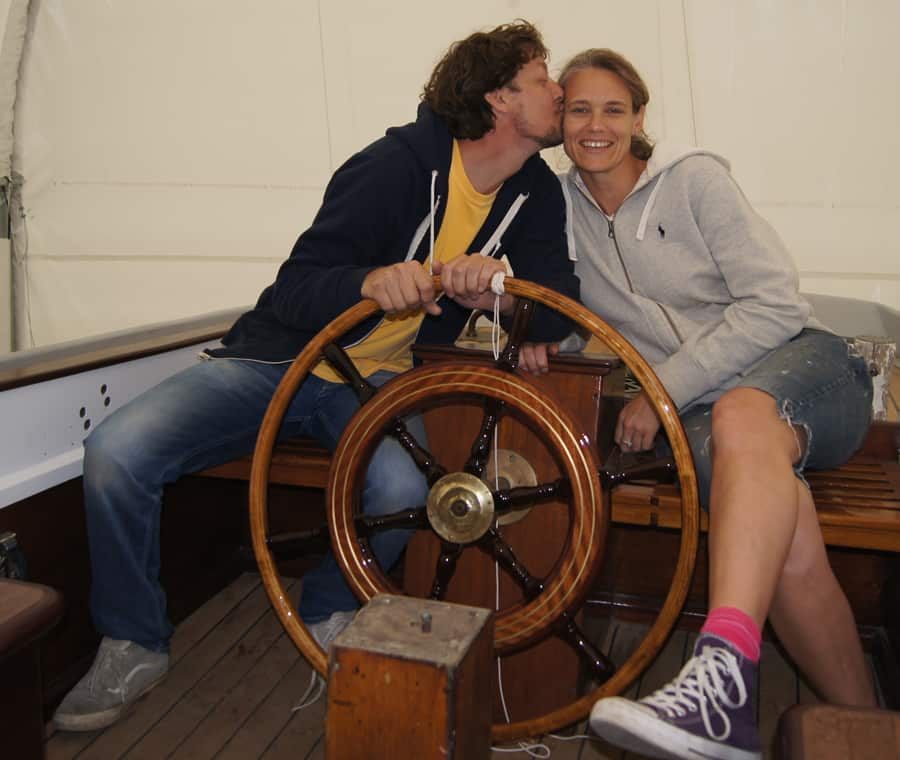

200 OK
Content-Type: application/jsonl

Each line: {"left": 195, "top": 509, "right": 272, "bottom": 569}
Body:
{"left": 0, "top": 0, "right": 29, "bottom": 353}
{"left": 7, "top": 1, "right": 900, "bottom": 350}
{"left": 0, "top": 0, "right": 28, "bottom": 177}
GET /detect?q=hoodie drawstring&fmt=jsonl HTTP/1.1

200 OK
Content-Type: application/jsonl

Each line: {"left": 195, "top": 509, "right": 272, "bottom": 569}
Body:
{"left": 479, "top": 192, "right": 528, "bottom": 259}
{"left": 428, "top": 169, "right": 437, "bottom": 274}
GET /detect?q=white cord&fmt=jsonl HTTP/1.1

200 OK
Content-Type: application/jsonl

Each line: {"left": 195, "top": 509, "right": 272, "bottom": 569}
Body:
{"left": 487, "top": 319, "right": 552, "bottom": 760}
{"left": 491, "top": 742, "right": 551, "bottom": 757}
{"left": 490, "top": 273, "right": 505, "bottom": 360}
{"left": 290, "top": 670, "right": 325, "bottom": 712}
{"left": 428, "top": 170, "right": 437, "bottom": 275}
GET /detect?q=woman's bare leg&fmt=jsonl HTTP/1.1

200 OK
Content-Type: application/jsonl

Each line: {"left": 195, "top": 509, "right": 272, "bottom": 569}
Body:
{"left": 767, "top": 480, "right": 876, "bottom": 705}
{"left": 706, "top": 387, "right": 875, "bottom": 705}
{"left": 706, "top": 388, "right": 800, "bottom": 625}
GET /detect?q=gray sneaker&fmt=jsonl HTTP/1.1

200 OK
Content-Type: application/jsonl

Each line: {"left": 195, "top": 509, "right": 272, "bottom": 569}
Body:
{"left": 291, "top": 611, "right": 355, "bottom": 712}
{"left": 53, "top": 637, "right": 169, "bottom": 731}
{"left": 307, "top": 609, "right": 356, "bottom": 651}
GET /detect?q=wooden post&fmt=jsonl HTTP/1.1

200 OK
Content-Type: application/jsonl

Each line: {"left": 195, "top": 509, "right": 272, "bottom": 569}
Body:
{"left": 325, "top": 594, "right": 493, "bottom": 760}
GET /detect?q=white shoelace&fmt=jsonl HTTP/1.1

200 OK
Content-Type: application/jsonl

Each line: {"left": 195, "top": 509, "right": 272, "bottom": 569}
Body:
{"left": 641, "top": 644, "right": 748, "bottom": 742}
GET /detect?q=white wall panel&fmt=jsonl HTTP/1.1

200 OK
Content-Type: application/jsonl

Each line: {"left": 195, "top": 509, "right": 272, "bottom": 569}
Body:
{"left": 686, "top": 0, "right": 844, "bottom": 205}
{"left": 685, "top": 0, "right": 898, "bottom": 308}
{"left": 0, "top": 342, "right": 208, "bottom": 508}
{"left": 834, "top": 0, "right": 900, "bottom": 209}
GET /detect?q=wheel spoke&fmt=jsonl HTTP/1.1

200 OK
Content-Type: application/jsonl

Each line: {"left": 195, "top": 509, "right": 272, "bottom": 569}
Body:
{"left": 599, "top": 451, "right": 676, "bottom": 488}
{"left": 323, "top": 341, "right": 447, "bottom": 485}
{"left": 478, "top": 527, "right": 543, "bottom": 600}
{"left": 430, "top": 541, "right": 464, "bottom": 600}
{"left": 265, "top": 526, "right": 331, "bottom": 559}
{"left": 492, "top": 479, "right": 571, "bottom": 515}
{"left": 496, "top": 298, "right": 535, "bottom": 372}
{"left": 463, "top": 397, "right": 505, "bottom": 478}
{"left": 557, "top": 611, "right": 616, "bottom": 683}
{"left": 355, "top": 505, "right": 430, "bottom": 537}
{"left": 321, "top": 342, "right": 378, "bottom": 404}
{"left": 386, "top": 417, "right": 448, "bottom": 486}
{"left": 481, "top": 526, "right": 615, "bottom": 683}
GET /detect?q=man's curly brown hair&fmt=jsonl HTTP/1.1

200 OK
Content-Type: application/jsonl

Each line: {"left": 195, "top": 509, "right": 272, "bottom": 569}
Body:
{"left": 422, "top": 20, "right": 548, "bottom": 140}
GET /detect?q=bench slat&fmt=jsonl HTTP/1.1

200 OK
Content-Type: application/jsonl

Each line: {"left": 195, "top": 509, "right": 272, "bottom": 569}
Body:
{"left": 196, "top": 434, "right": 900, "bottom": 553}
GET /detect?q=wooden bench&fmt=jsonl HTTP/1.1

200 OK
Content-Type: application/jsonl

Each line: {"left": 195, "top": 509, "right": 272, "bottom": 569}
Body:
{"left": 200, "top": 421, "right": 900, "bottom": 553}
{"left": 611, "top": 440, "right": 900, "bottom": 552}
{"left": 200, "top": 337, "right": 900, "bottom": 553}
{"left": 201, "top": 437, "right": 332, "bottom": 490}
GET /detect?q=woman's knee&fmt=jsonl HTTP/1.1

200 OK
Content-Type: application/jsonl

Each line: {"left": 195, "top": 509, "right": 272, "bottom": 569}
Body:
{"left": 710, "top": 388, "right": 795, "bottom": 460}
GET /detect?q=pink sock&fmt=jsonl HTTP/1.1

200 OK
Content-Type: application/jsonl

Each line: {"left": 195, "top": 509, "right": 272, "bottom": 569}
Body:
{"left": 701, "top": 606, "right": 761, "bottom": 663}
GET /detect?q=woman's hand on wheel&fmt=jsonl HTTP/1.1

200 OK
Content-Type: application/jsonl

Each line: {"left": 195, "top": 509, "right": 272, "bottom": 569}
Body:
{"left": 615, "top": 392, "right": 661, "bottom": 452}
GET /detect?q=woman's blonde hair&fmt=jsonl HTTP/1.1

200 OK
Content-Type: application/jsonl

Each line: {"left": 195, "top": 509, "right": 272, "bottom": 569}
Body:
{"left": 558, "top": 48, "right": 653, "bottom": 160}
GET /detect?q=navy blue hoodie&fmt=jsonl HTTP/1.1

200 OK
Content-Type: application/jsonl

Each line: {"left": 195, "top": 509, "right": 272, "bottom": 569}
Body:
{"left": 210, "top": 104, "right": 579, "bottom": 363}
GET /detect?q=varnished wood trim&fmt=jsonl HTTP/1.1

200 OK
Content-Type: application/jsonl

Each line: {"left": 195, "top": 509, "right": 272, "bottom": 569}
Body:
{"left": 0, "top": 308, "right": 243, "bottom": 391}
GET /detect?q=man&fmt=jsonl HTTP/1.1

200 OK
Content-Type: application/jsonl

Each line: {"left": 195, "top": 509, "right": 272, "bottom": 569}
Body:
{"left": 54, "top": 20, "right": 578, "bottom": 731}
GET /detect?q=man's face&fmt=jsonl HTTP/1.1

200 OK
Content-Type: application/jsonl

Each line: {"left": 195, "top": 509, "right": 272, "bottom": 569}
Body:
{"left": 504, "top": 58, "right": 564, "bottom": 149}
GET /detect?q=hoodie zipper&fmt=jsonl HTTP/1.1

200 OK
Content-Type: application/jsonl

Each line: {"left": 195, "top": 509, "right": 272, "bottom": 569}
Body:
{"left": 606, "top": 216, "right": 635, "bottom": 292}
{"left": 606, "top": 216, "right": 685, "bottom": 344}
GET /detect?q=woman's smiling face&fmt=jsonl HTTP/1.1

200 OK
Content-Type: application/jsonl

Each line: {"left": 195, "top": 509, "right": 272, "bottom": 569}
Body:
{"left": 563, "top": 67, "right": 645, "bottom": 176}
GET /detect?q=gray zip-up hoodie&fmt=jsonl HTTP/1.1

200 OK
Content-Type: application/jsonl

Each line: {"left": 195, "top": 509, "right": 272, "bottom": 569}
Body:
{"left": 560, "top": 142, "right": 827, "bottom": 410}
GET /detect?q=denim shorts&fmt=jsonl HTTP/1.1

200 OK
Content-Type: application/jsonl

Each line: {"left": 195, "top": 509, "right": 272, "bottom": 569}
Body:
{"left": 659, "top": 329, "right": 873, "bottom": 509}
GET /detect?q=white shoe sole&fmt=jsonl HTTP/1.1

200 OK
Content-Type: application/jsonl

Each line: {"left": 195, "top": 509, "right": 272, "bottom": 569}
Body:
{"left": 53, "top": 671, "right": 168, "bottom": 732}
{"left": 589, "top": 697, "right": 761, "bottom": 760}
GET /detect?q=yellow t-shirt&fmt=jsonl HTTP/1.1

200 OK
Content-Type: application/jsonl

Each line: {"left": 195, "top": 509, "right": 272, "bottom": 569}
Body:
{"left": 313, "top": 140, "right": 499, "bottom": 381}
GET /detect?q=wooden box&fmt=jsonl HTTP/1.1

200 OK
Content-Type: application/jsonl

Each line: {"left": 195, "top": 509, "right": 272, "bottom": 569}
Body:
{"left": 776, "top": 704, "right": 900, "bottom": 760}
{"left": 325, "top": 594, "right": 493, "bottom": 760}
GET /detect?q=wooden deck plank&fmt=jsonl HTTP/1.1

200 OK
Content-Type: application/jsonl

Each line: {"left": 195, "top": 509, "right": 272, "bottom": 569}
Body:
{"left": 129, "top": 604, "right": 294, "bottom": 759}
{"left": 259, "top": 696, "right": 326, "bottom": 760}
{"left": 215, "top": 651, "right": 319, "bottom": 760}
{"left": 758, "top": 641, "right": 800, "bottom": 758}
{"left": 45, "top": 572, "right": 263, "bottom": 760}
{"left": 169, "top": 632, "right": 304, "bottom": 760}
{"left": 581, "top": 620, "right": 654, "bottom": 760}
{"left": 65, "top": 580, "right": 286, "bottom": 760}
{"left": 44, "top": 575, "right": 892, "bottom": 759}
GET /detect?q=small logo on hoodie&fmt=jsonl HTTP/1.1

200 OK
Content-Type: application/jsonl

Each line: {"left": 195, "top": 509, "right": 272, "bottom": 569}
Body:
{"left": 658, "top": 224, "right": 666, "bottom": 239}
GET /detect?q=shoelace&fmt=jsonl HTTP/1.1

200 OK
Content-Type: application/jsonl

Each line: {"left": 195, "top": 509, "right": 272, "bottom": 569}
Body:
{"left": 641, "top": 645, "right": 748, "bottom": 742}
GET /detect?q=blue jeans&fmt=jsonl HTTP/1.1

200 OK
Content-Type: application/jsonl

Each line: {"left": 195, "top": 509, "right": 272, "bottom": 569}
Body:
{"left": 660, "top": 329, "right": 873, "bottom": 508}
{"left": 83, "top": 359, "right": 427, "bottom": 652}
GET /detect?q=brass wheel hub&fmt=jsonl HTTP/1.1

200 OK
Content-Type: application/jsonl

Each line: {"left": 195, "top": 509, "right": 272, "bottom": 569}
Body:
{"left": 426, "top": 472, "right": 495, "bottom": 544}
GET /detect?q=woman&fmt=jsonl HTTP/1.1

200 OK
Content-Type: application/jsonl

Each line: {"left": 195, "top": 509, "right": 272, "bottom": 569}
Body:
{"left": 522, "top": 49, "right": 876, "bottom": 760}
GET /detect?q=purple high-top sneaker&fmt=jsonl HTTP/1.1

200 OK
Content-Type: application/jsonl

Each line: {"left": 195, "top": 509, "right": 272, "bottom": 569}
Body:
{"left": 589, "top": 633, "right": 762, "bottom": 760}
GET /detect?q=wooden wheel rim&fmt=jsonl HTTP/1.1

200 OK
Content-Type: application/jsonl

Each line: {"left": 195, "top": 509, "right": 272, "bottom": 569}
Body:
{"left": 248, "top": 277, "right": 700, "bottom": 741}
{"left": 328, "top": 361, "right": 603, "bottom": 651}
